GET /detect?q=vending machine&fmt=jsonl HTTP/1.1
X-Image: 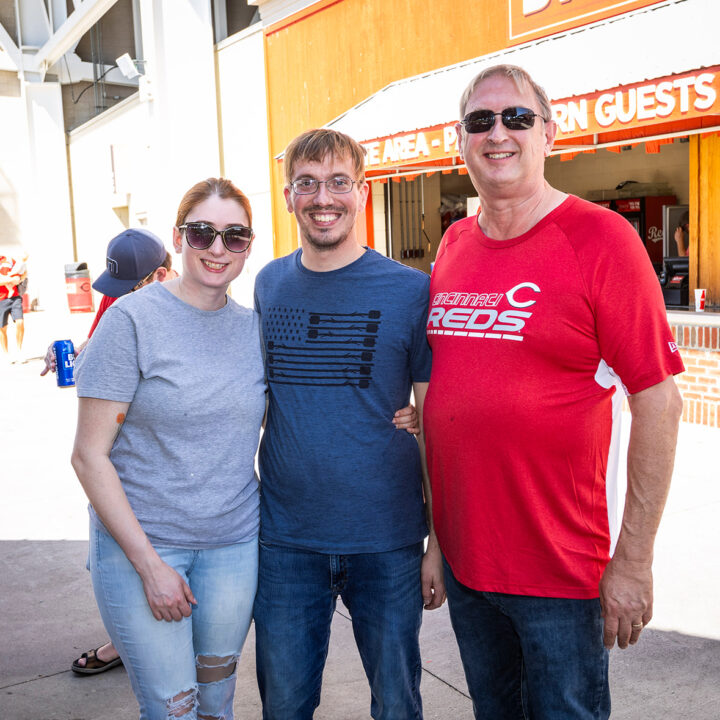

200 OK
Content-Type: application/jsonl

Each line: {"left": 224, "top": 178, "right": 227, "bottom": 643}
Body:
{"left": 611, "top": 195, "right": 676, "bottom": 270}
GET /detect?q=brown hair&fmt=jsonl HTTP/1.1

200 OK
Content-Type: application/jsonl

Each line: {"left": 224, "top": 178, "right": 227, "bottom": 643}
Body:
{"left": 160, "top": 251, "right": 172, "bottom": 270}
{"left": 284, "top": 129, "right": 367, "bottom": 185}
{"left": 175, "top": 178, "right": 253, "bottom": 228}
{"left": 459, "top": 64, "right": 552, "bottom": 122}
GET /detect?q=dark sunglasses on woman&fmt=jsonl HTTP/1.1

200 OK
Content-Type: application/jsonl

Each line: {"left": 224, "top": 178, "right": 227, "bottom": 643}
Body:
{"left": 179, "top": 222, "right": 254, "bottom": 253}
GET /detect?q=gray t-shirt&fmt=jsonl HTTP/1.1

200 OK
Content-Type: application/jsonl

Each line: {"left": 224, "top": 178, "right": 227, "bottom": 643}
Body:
{"left": 75, "top": 282, "right": 266, "bottom": 548}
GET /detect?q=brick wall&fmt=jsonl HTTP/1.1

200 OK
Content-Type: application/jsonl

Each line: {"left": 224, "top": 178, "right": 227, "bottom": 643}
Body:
{"left": 669, "top": 321, "right": 720, "bottom": 427}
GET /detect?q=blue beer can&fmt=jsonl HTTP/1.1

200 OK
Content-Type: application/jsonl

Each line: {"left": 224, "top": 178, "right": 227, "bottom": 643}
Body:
{"left": 53, "top": 340, "right": 76, "bottom": 388}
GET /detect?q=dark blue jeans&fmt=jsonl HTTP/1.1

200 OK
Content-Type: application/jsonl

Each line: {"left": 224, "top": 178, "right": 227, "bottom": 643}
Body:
{"left": 444, "top": 559, "right": 610, "bottom": 720}
{"left": 254, "top": 541, "right": 424, "bottom": 720}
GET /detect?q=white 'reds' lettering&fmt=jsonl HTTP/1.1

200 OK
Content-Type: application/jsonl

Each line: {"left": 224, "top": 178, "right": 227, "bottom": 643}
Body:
{"left": 466, "top": 310, "right": 497, "bottom": 330}
{"left": 493, "top": 310, "right": 533, "bottom": 332}
{"left": 427, "top": 307, "right": 445, "bottom": 327}
{"left": 428, "top": 283, "right": 541, "bottom": 338}
{"left": 426, "top": 308, "right": 533, "bottom": 334}
{"left": 441, "top": 308, "right": 475, "bottom": 328}
{"left": 506, "top": 282, "right": 541, "bottom": 308}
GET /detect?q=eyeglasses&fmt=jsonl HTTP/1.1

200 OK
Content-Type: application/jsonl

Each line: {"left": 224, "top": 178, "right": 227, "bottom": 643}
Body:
{"left": 289, "top": 176, "right": 357, "bottom": 195}
{"left": 131, "top": 268, "right": 156, "bottom": 292}
{"left": 179, "top": 222, "right": 254, "bottom": 253}
{"left": 460, "top": 107, "right": 547, "bottom": 133}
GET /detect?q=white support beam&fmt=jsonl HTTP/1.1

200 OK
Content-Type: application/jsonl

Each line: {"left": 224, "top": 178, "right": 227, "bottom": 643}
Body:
{"left": 17, "top": 0, "right": 51, "bottom": 49}
{"left": 0, "top": 22, "right": 22, "bottom": 70}
{"left": 49, "top": 0, "right": 71, "bottom": 32}
{"left": 28, "top": 0, "right": 121, "bottom": 75}
{"left": 212, "top": 0, "right": 227, "bottom": 42}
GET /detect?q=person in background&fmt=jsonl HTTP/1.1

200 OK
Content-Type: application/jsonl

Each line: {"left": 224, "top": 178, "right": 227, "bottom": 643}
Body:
{"left": 0, "top": 252, "right": 27, "bottom": 362}
{"left": 40, "top": 229, "right": 173, "bottom": 675}
{"left": 41, "top": 229, "right": 173, "bottom": 380}
{"left": 67, "top": 229, "right": 174, "bottom": 676}
{"left": 72, "top": 178, "right": 264, "bottom": 718}
{"left": 674, "top": 211, "right": 690, "bottom": 257}
{"left": 424, "top": 64, "right": 684, "bottom": 720}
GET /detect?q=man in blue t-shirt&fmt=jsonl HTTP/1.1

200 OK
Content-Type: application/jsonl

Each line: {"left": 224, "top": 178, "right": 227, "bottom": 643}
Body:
{"left": 253, "top": 128, "right": 444, "bottom": 720}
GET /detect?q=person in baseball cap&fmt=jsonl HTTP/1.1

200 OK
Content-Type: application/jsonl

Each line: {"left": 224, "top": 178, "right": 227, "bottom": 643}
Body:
{"left": 92, "top": 228, "right": 170, "bottom": 298}
{"left": 40, "top": 227, "right": 175, "bottom": 674}
{"left": 41, "top": 228, "right": 174, "bottom": 376}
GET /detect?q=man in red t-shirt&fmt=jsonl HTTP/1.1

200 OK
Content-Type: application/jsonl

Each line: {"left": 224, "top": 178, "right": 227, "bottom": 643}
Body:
{"left": 423, "top": 64, "right": 684, "bottom": 719}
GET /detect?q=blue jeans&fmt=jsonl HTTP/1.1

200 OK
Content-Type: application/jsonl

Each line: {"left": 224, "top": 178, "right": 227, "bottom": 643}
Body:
{"left": 444, "top": 559, "right": 610, "bottom": 720}
{"left": 89, "top": 524, "right": 258, "bottom": 720}
{"left": 254, "top": 541, "right": 424, "bottom": 720}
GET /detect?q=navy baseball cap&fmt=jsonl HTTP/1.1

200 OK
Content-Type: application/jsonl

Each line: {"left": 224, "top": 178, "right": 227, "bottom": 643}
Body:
{"left": 92, "top": 229, "right": 166, "bottom": 297}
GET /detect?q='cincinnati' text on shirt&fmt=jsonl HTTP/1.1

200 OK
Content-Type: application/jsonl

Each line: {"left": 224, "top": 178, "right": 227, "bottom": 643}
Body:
{"left": 428, "top": 282, "right": 540, "bottom": 341}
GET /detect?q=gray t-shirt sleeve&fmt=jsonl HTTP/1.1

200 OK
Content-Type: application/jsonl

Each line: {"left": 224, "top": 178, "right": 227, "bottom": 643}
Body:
{"left": 75, "top": 306, "right": 140, "bottom": 403}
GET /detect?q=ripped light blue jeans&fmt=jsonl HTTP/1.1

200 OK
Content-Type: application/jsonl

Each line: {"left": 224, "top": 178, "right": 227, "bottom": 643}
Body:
{"left": 89, "top": 523, "right": 257, "bottom": 720}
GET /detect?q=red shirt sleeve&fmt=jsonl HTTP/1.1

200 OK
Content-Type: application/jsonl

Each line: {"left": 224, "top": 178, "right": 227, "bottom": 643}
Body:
{"left": 565, "top": 203, "right": 685, "bottom": 394}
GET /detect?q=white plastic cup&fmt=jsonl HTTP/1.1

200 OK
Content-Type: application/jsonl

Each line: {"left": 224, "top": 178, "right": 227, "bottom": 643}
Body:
{"left": 694, "top": 288, "right": 706, "bottom": 311}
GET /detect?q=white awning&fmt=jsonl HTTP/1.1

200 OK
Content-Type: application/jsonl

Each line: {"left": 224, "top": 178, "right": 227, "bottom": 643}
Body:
{"left": 324, "top": 0, "right": 716, "bottom": 144}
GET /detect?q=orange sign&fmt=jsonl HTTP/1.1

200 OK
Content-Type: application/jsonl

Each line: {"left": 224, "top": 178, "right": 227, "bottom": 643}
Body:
{"left": 360, "top": 69, "right": 720, "bottom": 173}
{"left": 551, "top": 69, "right": 720, "bottom": 139}
{"left": 508, "top": 0, "right": 665, "bottom": 44}
{"left": 363, "top": 124, "right": 460, "bottom": 173}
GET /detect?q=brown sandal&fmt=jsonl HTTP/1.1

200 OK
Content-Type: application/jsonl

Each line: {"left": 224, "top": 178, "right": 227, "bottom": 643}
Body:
{"left": 71, "top": 646, "right": 123, "bottom": 675}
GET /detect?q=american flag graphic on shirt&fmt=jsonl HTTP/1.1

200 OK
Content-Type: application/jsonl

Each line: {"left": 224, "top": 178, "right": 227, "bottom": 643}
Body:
{"left": 263, "top": 305, "right": 381, "bottom": 388}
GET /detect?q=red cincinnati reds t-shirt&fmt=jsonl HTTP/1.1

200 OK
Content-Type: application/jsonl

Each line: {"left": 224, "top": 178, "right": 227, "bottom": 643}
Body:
{"left": 424, "top": 195, "right": 684, "bottom": 599}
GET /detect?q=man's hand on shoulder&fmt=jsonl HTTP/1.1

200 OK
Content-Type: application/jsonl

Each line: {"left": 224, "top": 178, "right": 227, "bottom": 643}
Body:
{"left": 599, "top": 555, "right": 653, "bottom": 649}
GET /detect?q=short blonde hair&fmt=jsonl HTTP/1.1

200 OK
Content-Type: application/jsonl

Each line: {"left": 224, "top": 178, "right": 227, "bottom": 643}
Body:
{"left": 459, "top": 64, "right": 552, "bottom": 121}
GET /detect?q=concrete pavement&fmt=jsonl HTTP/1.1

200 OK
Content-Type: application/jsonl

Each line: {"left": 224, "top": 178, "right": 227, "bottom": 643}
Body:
{"left": 1, "top": 308, "right": 719, "bottom": 719}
